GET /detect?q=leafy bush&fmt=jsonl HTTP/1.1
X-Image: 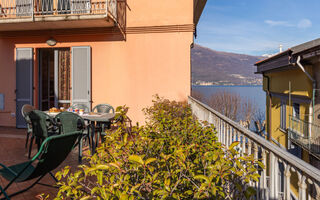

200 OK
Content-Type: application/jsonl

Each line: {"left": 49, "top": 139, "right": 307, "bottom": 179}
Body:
{"left": 52, "top": 96, "right": 263, "bottom": 200}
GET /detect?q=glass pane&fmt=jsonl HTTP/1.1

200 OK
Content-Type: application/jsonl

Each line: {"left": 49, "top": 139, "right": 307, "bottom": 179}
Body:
{"left": 41, "top": 49, "right": 54, "bottom": 110}
{"left": 293, "top": 103, "right": 300, "bottom": 119}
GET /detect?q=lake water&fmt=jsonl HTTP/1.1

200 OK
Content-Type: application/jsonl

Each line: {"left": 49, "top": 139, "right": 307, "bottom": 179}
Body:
{"left": 192, "top": 85, "right": 266, "bottom": 114}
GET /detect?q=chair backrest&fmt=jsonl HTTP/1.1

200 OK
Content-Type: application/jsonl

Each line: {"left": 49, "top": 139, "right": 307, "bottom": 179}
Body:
{"left": 70, "top": 104, "right": 90, "bottom": 112}
{"left": 21, "top": 104, "right": 35, "bottom": 124}
{"left": 26, "top": 131, "right": 82, "bottom": 181}
{"left": 28, "top": 110, "right": 54, "bottom": 139}
{"left": 55, "top": 112, "right": 85, "bottom": 134}
{"left": 92, "top": 104, "right": 114, "bottom": 114}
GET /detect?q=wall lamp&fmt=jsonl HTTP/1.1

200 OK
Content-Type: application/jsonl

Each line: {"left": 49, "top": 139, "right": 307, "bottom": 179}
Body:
{"left": 46, "top": 38, "right": 57, "bottom": 46}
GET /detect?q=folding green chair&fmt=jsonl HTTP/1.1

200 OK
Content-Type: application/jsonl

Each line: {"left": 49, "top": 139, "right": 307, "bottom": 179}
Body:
{"left": 0, "top": 131, "right": 82, "bottom": 200}
{"left": 55, "top": 112, "right": 90, "bottom": 163}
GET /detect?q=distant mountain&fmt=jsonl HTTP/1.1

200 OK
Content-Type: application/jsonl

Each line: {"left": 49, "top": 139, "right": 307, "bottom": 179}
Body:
{"left": 191, "top": 44, "right": 264, "bottom": 86}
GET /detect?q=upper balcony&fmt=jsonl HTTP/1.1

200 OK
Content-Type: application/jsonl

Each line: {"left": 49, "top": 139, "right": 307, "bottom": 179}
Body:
{"left": 288, "top": 115, "right": 320, "bottom": 157}
{"left": 0, "top": 0, "right": 121, "bottom": 31}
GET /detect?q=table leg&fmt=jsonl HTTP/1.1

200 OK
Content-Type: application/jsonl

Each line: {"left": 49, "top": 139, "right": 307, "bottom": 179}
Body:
{"left": 91, "top": 122, "right": 96, "bottom": 155}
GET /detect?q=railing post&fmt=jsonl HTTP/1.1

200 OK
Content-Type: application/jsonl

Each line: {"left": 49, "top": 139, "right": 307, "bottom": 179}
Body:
{"left": 236, "top": 131, "right": 241, "bottom": 151}
{"left": 226, "top": 124, "right": 230, "bottom": 147}
{"left": 260, "top": 148, "right": 267, "bottom": 200}
{"left": 269, "top": 152, "right": 276, "bottom": 199}
{"left": 315, "top": 182, "right": 320, "bottom": 200}
{"left": 253, "top": 143, "right": 259, "bottom": 197}
{"left": 242, "top": 135, "right": 246, "bottom": 155}
{"left": 284, "top": 163, "right": 291, "bottom": 200}
{"left": 248, "top": 139, "right": 252, "bottom": 155}
{"left": 275, "top": 156, "right": 279, "bottom": 199}
{"left": 297, "top": 172, "right": 307, "bottom": 200}
{"left": 223, "top": 121, "right": 226, "bottom": 145}
{"left": 31, "top": 0, "right": 34, "bottom": 21}
{"left": 105, "top": 0, "right": 108, "bottom": 16}
{"left": 218, "top": 118, "right": 221, "bottom": 143}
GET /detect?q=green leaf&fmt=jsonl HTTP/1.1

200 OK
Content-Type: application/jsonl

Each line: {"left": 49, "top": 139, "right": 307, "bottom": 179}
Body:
{"left": 228, "top": 141, "right": 240, "bottom": 150}
{"left": 96, "top": 164, "right": 109, "bottom": 170}
{"left": 194, "top": 175, "right": 210, "bottom": 183}
{"left": 145, "top": 158, "right": 157, "bottom": 165}
{"left": 80, "top": 196, "right": 91, "bottom": 200}
{"left": 128, "top": 155, "right": 144, "bottom": 165}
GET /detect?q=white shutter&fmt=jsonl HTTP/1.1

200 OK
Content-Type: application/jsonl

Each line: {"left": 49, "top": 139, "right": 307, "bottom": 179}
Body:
{"left": 71, "top": 46, "right": 91, "bottom": 110}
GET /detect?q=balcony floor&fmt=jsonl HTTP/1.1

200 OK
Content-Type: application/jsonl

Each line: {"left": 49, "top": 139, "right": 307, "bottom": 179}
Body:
{"left": 0, "top": 127, "right": 85, "bottom": 199}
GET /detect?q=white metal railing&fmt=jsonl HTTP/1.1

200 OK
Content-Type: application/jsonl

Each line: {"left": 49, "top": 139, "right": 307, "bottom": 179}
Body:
{"left": 0, "top": 0, "right": 117, "bottom": 19}
{"left": 288, "top": 116, "right": 320, "bottom": 155}
{"left": 189, "top": 96, "right": 320, "bottom": 200}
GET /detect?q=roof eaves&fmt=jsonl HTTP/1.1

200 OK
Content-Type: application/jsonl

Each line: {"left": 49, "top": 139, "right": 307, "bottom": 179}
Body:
{"left": 255, "top": 49, "right": 291, "bottom": 66}
{"left": 291, "top": 38, "right": 320, "bottom": 55}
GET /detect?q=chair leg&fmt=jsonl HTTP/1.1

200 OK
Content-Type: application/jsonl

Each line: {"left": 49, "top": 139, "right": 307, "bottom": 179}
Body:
{"left": 28, "top": 136, "right": 34, "bottom": 159}
{"left": 90, "top": 124, "right": 96, "bottom": 155}
{"left": 0, "top": 185, "right": 10, "bottom": 200}
{"left": 96, "top": 129, "right": 100, "bottom": 148}
{"left": 78, "top": 136, "right": 83, "bottom": 164}
{"left": 1, "top": 174, "right": 46, "bottom": 200}
{"left": 25, "top": 131, "right": 30, "bottom": 149}
{"left": 36, "top": 138, "right": 41, "bottom": 151}
{"left": 49, "top": 172, "right": 58, "bottom": 182}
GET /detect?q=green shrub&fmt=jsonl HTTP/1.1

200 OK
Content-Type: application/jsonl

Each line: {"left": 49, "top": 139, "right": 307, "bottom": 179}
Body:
{"left": 52, "top": 95, "right": 263, "bottom": 200}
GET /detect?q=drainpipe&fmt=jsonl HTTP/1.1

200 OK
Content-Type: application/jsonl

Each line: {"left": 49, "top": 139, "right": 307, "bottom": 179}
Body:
{"left": 263, "top": 74, "right": 271, "bottom": 141}
{"left": 296, "top": 56, "right": 316, "bottom": 143}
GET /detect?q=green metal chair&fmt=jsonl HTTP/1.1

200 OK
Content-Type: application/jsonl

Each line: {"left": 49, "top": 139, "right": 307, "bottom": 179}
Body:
{"left": 21, "top": 104, "right": 35, "bottom": 153}
{"left": 55, "top": 112, "right": 89, "bottom": 163}
{"left": 92, "top": 103, "right": 114, "bottom": 114}
{"left": 0, "top": 131, "right": 82, "bottom": 200}
{"left": 92, "top": 104, "right": 114, "bottom": 147}
{"left": 28, "top": 110, "right": 58, "bottom": 158}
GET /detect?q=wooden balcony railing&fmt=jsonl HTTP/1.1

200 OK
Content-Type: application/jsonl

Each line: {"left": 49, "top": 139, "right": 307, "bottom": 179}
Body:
{"left": 0, "top": 0, "right": 117, "bottom": 19}
{"left": 189, "top": 96, "right": 320, "bottom": 200}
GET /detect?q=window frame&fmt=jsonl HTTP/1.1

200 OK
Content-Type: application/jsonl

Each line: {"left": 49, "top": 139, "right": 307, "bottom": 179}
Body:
{"left": 280, "top": 100, "right": 286, "bottom": 130}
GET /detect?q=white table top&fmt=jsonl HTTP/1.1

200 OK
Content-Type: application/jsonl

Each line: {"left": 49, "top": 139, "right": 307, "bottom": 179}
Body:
{"left": 45, "top": 111, "right": 115, "bottom": 122}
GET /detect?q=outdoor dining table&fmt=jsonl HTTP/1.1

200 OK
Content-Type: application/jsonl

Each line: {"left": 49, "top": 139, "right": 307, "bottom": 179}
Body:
{"left": 45, "top": 111, "right": 115, "bottom": 153}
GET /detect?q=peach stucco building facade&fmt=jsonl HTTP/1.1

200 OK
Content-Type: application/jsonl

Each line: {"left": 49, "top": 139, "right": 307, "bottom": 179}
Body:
{"left": 0, "top": 0, "right": 207, "bottom": 127}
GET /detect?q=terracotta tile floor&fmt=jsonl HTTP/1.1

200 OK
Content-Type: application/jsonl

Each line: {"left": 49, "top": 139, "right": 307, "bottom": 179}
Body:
{"left": 0, "top": 127, "right": 87, "bottom": 200}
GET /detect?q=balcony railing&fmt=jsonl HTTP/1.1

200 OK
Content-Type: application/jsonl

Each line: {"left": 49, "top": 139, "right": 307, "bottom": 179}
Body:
{"left": 189, "top": 96, "right": 320, "bottom": 200}
{"left": 0, "top": 0, "right": 117, "bottom": 20}
{"left": 288, "top": 116, "right": 320, "bottom": 155}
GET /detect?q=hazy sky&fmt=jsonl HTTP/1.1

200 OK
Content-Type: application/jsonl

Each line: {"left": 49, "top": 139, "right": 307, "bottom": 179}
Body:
{"left": 195, "top": 0, "right": 320, "bottom": 56}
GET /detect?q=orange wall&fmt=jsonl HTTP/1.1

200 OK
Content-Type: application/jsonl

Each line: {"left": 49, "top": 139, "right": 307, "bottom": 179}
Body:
{"left": 0, "top": 39, "right": 16, "bottom": 126}
{"left": 0, "top": 0, "right": 194, "bottom": 126}
{"left": 126, "top": 0, "right": 193, "bottom": 27}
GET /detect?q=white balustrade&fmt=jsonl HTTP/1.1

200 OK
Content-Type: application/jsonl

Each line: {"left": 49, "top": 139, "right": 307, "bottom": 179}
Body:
{"left": 189, "top": 96, "right": 320, "bottom": 200}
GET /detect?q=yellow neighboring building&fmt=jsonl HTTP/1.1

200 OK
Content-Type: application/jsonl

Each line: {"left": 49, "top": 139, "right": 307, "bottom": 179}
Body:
{"left": 256, "top": 38, "right": 320, "bottom": 199}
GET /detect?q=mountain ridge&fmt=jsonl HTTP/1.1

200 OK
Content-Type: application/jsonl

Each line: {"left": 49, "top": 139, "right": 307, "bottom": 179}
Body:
{"left": 191, "top": 44, "right": 264, "bottom": 86}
